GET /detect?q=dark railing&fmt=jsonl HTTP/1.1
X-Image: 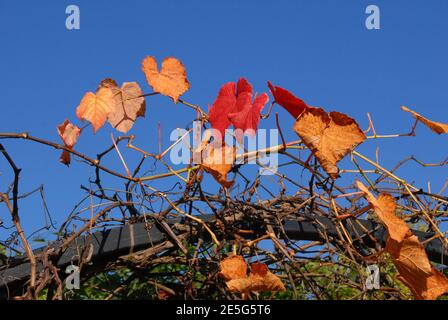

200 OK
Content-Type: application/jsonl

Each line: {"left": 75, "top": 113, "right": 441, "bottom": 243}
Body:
{"left": 1, "top": 214, "right": 447, "bottom": 296}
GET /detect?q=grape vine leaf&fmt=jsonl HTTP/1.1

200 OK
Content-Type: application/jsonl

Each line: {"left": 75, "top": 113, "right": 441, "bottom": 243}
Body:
{"left": 76, "top": 87, "right": 115, "bottom": 133}
{"left": 99, "top": 79, "right": 146, "bottom": 133}
{"left": 209, "top": 78, "right": 268, "bottom": 139}
{"left": 247, "top": 263, "right": 286, "bottom": 293}
{"left": 57, "top": 119, "right": 81, "bottom": 165}
{"left": 357, "top": 181, "right": 410, "bottom": 243}
{"left": 228, "top": 93, "right": 269, "bottom": 135}
{"left": 208, "top": 82, "right": 237, "bottom": 139}
{"left": 386, "top": 235, "right": 448, "bottom": 300}
{"left": 293, "top": 108, "right": 366, "bottom": 179}
{"left": 220, "top": 256, "right": 286, "bottom": 293}
{"left": 401, "top": 106, "right": 448, "bottom": 135}
{"left": 268, "top": 81, "right": 310, "bottom": 119}
{"left": 201, "top": 142, "right": 236, "bottom": 188}
{"left": 357, "top": 181, "right": 448, "bottom": 300}
{"left": 219, "top": 255, "right": 247, "bottom": 281}
{"left": 141, "top": 56, "right": 190, "bottom": 102}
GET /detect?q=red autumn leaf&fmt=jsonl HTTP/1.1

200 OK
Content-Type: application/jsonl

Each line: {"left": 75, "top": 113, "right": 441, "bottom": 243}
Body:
{"left": 208, "top": 82, "right": 237, "bottom": 139}
{"left": 208, "top": 78, "right": 268, "bottom": 139}
{"left": 236, "top": 77, "right": 253, "bottom": 96}
{"left": 228, "top": 93, "right": 269, "bottom": 135}
{"left": 268, "top": 81, "right": 310, "bottom": 119}
{"left": 57, "top": 119, "right": 81, "bottom": 166}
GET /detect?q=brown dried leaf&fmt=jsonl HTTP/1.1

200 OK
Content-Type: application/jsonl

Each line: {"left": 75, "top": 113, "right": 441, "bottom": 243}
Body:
{"left": 293, "top": 108, "right": 366, "bottom": 179}
{"left": 356, "top": 180, "right": 410, "bottom": 243}
{"left": 141, "top": 56, "right": 190, "bottom": 103}
{"left": 76, "top": 88, "right": 115, "bottom": 133}
{"left": 201, "top": 143, "right": 236, "bottom": 188}
{"left": 219, "top": 255, "right": 248, "bottom": 281}
{"left": 98, "top": 78, "right": 118, "bottom": 89}
{"left": 401, "top": 106, "right": 448, "bottom": 135}
{"left": 59, "top": 151, "right": 71, "bottom": 166}
{"left": 57, "top": 119, "right": 81, "bottom": 166}
{"left": 386, "top": 236, "right": 448, "bottom": 300}
{"left": 99, "top": 79, "right": 146, "bottom": 133}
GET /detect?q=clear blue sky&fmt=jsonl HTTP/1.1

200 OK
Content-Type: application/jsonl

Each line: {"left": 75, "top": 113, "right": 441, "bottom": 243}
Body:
{"left": 0, "top": 1, "right": 447, "bottom": 244}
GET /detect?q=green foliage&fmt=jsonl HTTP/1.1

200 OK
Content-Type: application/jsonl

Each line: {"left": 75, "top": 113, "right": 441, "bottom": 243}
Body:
{"left": 54, "top": 248, "right": 429, "bottom": 300}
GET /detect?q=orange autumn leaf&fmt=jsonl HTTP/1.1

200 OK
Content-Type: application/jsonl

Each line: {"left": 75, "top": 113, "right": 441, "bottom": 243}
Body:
{"left": 247, "top": 263, "right": 286, "bottom": 292}
{"left": 357, "top": 182, "right": 448, "bottom": 300}
{"left": 219, "top": 255, "right": 248, "bottom": 281}
{"left": 386, "top": 235, "right": 432, "bottom": 275}
{"left": 356, "top": 180, "right": 410, "bottom": 243}
{"left": 57, "top": 119, "right": 81, "bottom": 166}
{"left": 141, "top": 56, "right": 190, "bottom": 103}
{"left": 219, "top": 256, "right": 285, "bottom": 293}
{"left": 225, "top": 278, "right": 253, "bottom": 293}
{"left": 386, "top": 236, "right": 448, "bottom": 300}
{"left": 99, "top": 79, "right": 146, "bottom": 133}
{"left": 201, "top": 143, "right": 236, "bottom": 188}
{"left": 293, "top": 108, "right": 366, "bottom": 179}
{"left": 401, "top": 106, "right": 448, "bottom": 135}
{"left": 76, "top": 87, "right": 115, "bottom": 133}
{"left": 57, "top": 120, "right": 81, "bottom": 148}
